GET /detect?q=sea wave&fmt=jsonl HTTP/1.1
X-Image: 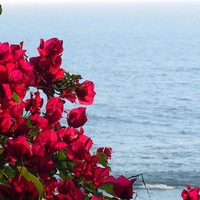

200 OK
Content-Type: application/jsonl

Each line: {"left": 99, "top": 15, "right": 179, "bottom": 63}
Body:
{"left": 136, "top": 184, "right": 175, "bottom": 190}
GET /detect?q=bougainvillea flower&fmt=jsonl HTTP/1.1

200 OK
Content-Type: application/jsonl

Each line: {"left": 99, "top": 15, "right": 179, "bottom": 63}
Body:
{"left": 97, "top": 147, "right": 112, "bottom": 159}
{"left": 0, "top": 83, "right": 12, "bottom": 102}
{"left": 33, "top": 129, "right": 67, "bottom": 156}
{"left": 72, "top": 156, "right": 98, "bottom": 180}
{"left": 91, "top": 196, "right": 103, "bottom": 200}
{"left": 0, "top": 110, "right": 11, "bottom": 134}
{"left": 76, "top": 80, "right": 96, "bottom": 105}
{"left": 76, "top": 134, "right": 93, "bottom": 150}
{"left": 4, "top": 136, "right": 31, "bottom": 163}
{"left": 181, "top": 185, "right": 200, "bottom": 200}
{"left": 31, "top": 142, "right": 45, "bottom": 158}
{"left": 0, "top": 174, "right": 39, "bottom": 200}
{"left": 44, "top": 178, "right": 58, "bottom": 200}
{"left": 37, "top": 38, "right": 63, "bottom": 58}
{"left": 67, "top": 141, "right": 91, "bottom": 162}
{"left": 30, "top": 114, "right": 49, "bottom": 129}
{"left": 11, "top": 84, "right": 26, "bottom": 102}
{"left": 9, "top": 69, "right": 23, "bottom": 84}
{"left": 67, "top": 107, "right": 87, "bottom": 128}
{"left": 25, "top": 91, "right": 43, "bottom": 115}
{"left": 0, "top": 64, "right": 8, "bottom": 83}
{"left": 59, "top": 127, "right": 82, "bottom": 145}
{"left": 55, "top": 178, "right": 84, "bottom": 200}
{"left": 9, "top": 42, "right": 26, "bottom": 63}
{"left": 45, "top": 97, "right": 63, "bottom": 125}
{"left": 33, "top": 157, "right": 55, "bottom": 181}
{"left": 12, "top": 116, "right": 30, "bottom": 137}
{"left": 92, "top": 167, "right": 111, "bottom": 188}
{"left": 113, "top": 175, "right": 136, "bottom": 200}
{"left": 60, "top": 88, "right": 76, "bottom": 103}
{"left": 18, "top": 59, "right": 34, "bottom": 86}
{"left": 0, "top": 42, "right": 10, "bottom": 64}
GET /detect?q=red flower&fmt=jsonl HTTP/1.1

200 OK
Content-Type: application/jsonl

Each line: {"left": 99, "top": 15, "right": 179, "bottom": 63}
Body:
{"left": 0, "top": 83, "right": 12, "bottom": 102}
{"left": 30, "top": 38, "right": 64, "bottom": 93}
{"left": 30, "top": 114, "right": 48, "bottom": 129}
{"left": 91, "top": 196, "right": 103, "bottom": 200}
{"left": 0, "top": 110, "right": 11, "bottom": 134}
{"left": 76, "top": 134, "right": 93, "bottom": 150}
{"left": 45, "top": 97, "right": 63, "bottom": 125}
{"left": 92, "top": 167, "right": 111, "bottom": 188}
{"left": 60, "top": 88, "right": 76, "bottom": 103}
{"left": 8, "top": 42, "right": 26, "bottom": 63}
{"left": 44, "top": 178, "right": 58, "bottom": 199}
{"left": 59, "top": 127, "right": 82, "bottom": 145}
{"left": 4, "top": 136, "right": 31, "bottom": 163}
{"left": 33, "top": 157, "right": 55, "bottom": 181}
{"left": 113, "top": 175, "right": 136, "bottom": 200}
{"left": 25, "top": 91, "right": 43, "bottom": 115}
{"left": 33, "top": 129, "right": 67, "bottom": 156}
{"left": 97, "top": 147, "right": 112, "bottom": 159}
{"left": 67, "top": 107, "right": 87, "bottom": 128}
{"left": 0, "top": 174, "right": 39, "bottom": 200}
{"left": 55, "top": 178, "right": 84, "bottom": 200}
{"left": 67, "top": 141, "right": 91, "bottom": 162}
{"left": 0, "top": 42, "right": 10, "bottom": 64}
{"left": 76, "top": 80, "right": 96, "bottom": 105}
{"left": 181, "top": 185, "right": 200, "bottom": 200}
{"left": 31, "top": 142, "right": 45, "bottom": 158}
{"left": 37, "top": 38, "right": 63, "bottom": 58}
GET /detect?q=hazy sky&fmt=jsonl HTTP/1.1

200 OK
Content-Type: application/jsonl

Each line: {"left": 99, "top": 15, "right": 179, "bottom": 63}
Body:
{"left": 1, "top": 0, "right": 198, "bottom": 3}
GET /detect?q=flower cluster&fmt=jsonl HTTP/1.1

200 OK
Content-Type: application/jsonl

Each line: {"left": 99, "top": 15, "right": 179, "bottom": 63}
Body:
{"left": 181, "top": 185, "right": 200, "bottom": 200}
{"left": 0, "top": 38, "right": 136, "bottom": 200}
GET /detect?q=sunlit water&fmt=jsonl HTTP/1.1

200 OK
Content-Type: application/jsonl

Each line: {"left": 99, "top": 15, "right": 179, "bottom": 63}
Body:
{"left": 1, "top": 2, "right": 200, "bottom": 199}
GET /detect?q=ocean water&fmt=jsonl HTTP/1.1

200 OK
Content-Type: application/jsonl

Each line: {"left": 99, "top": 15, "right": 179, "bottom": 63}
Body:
{"left": 1, "top": 1, "right": 200, "bottom": 199}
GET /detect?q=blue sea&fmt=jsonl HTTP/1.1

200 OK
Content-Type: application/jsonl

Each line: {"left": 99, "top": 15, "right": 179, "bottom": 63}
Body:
{"left": 1, "top": 1, "right": 200, "bottom": 199}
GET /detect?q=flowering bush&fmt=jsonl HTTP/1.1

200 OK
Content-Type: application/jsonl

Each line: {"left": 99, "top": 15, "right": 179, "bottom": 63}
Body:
{"left": 0, "top": 38, "right": 137, "bottom": 200}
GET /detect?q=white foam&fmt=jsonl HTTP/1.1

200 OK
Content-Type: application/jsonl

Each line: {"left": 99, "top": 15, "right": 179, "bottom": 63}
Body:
{"left": 137, "top": 184, "right": 175, "bottom": 190}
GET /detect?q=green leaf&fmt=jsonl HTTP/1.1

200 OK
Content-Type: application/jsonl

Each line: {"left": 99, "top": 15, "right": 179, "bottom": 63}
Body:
{"left": 84, "top": 195, "right": 90, "bottom": 200}
{"left": 26, "top": 117, "right": 32, "bottom": 128}
{"left": 66, "top": 160, "right": 76, "bottom": 170}
{"left": 58, "top": 149, "right": 67, "bottom": 161}
{"left": 96, "top": 152, "right": 108, "bottom": 168}
{"left": 12, "top": 92, "right": 20, "bottom": 104}
{"left": 0, "top": 165, "right": 16, "bottom": 185}
{"left": 59, "top": 170, "right": 68, "bottom": 180}
{"left": 0, "top": 168, "right": 4, "bottom": 178}
{"left": 100, "top": 182, "right": 114, "bottom": 196}
{"left": 0, "top": 144, "right": 4, "bottom": 154}
{"left": 17, "top": 166, "right": 44, "bottom": 200}
{"left": 5, "top": 165, "right": 16, "bottom": 179}
{"left": 71, "top": 74, "right": 82, "bottom": 80}
{"left": 0, "top": 5, "right": 2, "bottom": 15}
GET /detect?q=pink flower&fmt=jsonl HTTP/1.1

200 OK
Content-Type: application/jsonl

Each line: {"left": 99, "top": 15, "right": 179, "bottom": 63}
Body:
{"left": 37, "top": 38, "right": 63, "bottom": 58}
{"left": 0, "top": 174, "right": 39, "bottom": 200}
{"left": 45, "top": 97, "right": 63, "bottom": 125}
{"left": 25, "top": 91, "right": 43, "bottom": 115}
{"left": 33, "top": 129, "right": 66, "bottom": 156}
{"left": 113, "top": 175, "right": 136, "bottom": 200}
{"left": 54, "top": 179, "right": 84, "bottom": 200}
{"left": 181, "top": 185, "right": 200, "bottom": 200}
{"left": 4, "top": 136, "right": 31, "bottom": 163}
{"left": 67, "top": 107, "right": 87, "bottom": 128}
{"left": 97, "top": 147, "right": 112, "bottom": 159}
{"left": 0, "top": 42, "right": 10, "bottom": 64}
{"left": 0, "top": 110, "right": 11, "bottom": 133}
{"left": 76, "top": 80, "right": 96, "bottom": 105}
